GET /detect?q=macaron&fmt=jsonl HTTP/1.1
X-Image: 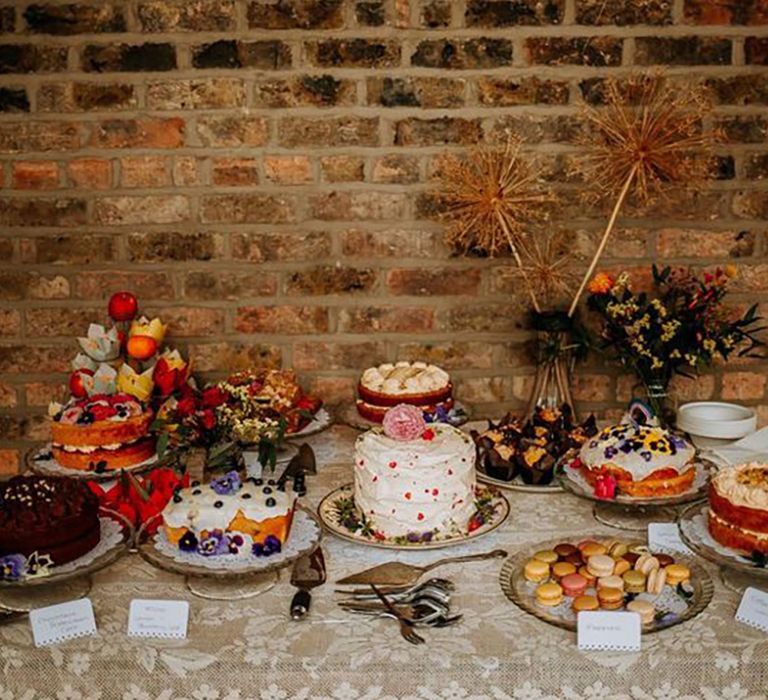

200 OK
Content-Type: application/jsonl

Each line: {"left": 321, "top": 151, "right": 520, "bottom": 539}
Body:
{"left": 656, "top": 553, "right": 675, "bottom": 568}
{"left": 536, "top": 581, "right": 563, "bottom": 607}
{"left": 587, "top": 554, "right": 615, "bottom": 578}
{"left": 552, "top": 562, "right": 577, "bottom": 581}
{"left": 647, "top": 567, "right": 667, "bottom": 595}
{"left": 597, "top": 587, "right": 624, "bottom": 610}
{"left": 627, "top": 599, "right": 655, "bottom": 625}
{"left": 607, "top": 541, "right": 629, "bottom": 558}
{"left": 560, "top": 573, "right": 588, "bottom": 597}
{"left": 635, "top": 554, "right": 661, "bottom": 575}
{"left": 623, "top": 552, "right": 640, "bottom": 566}
{"left": 564, "top": 551, "right": 585, "bottom": 567}
{"left": 597, "top": 575, "right": 625, "bottom": 591}
{"left": 665, "top": 563, "right": 690, "bottom": 586}
{"left": 581, "top": 541, "right": 608, "bottom": 558}
{"left": 554, "top": 543, "right": 578, "bottom": 559}
{"left": 613, "top": 558, "right": 631, "bottom": 576}
{"left": 524, "top": 558, "right": 551, "bottom": 583}
{"left": 622, "top": 570, "right": 647, "bottom": 594}
{"left": 578, "top": 566, "right": 597, "bottom": 587}
{"left": 533, "top": 550, "right": 559, "bottom": 565}
{"left": 572, "top": 594, "right": 600, "bottom": 613}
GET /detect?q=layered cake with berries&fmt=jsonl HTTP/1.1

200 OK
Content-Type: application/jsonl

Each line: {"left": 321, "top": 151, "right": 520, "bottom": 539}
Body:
{"left": 49, "top": 394, "right": 156, "bottom": 471}
{"left": 0, "top": 476, "right": 101, "bottom": 568}
{"left": 353, "top": 405, "right": 476, "bottom": 538}
{"left": 356, "top": 361, "right": 453, "bottom": 423}
{"left": 161, "top": 471, "right": 296, "bottom": 557}
{"left": 577, "top": 422, "right": 695, "bottom": 497}
{"left": 708, "top": 463, "right": 768, "bottom": 554}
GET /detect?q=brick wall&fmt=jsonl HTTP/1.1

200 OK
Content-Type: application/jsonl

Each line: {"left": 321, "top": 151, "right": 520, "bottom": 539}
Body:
{"left": 0, "top": 0, "right": 767, "bottom": 473}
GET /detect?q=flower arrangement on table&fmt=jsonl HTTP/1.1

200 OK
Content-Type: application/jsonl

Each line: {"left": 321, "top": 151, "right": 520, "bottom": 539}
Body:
{"left": 587, "top": 265, "right": 765, "bottom": 422}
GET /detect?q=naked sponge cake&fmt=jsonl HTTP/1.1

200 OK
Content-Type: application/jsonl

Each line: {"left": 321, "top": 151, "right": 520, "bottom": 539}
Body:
{"left": 357, "top": 361, "right": 453, "bottom": 423}
{"left": 708, "top": 462, "right": 768, "bottom": 554}
{"left": 0, "top": 476, "right": 101, "bottom": 570}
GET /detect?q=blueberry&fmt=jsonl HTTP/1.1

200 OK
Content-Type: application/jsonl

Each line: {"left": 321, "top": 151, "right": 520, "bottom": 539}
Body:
{"left": 254, "top": 478, "right": 263, "bottom": 486}
{"left": 267, "top": 479, "right": 276, "bottom": 486}
{"left": 265, "top": 497, "right": 276, "bottom": 507}
{"left": 192, "top": 489, "right": 201, "bottom": 495}
{"left": 242, "top": 493, "right": 251, "bottom": 499}
{"left": 214, "top": 500, "right": 223, "bottom": 508}
{"left": 192, "top": 480, "right": 200, "bottom": 487}
{"left": 262, "top": 486, "right": 272, "bottom": 494}
{"left": 173, "top": 494, "right": 182, "bottom": 503}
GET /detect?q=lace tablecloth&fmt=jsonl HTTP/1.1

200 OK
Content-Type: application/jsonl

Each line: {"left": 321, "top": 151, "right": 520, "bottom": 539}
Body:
{"left": 2, "top": 426, "right": 767, "bottom": 700}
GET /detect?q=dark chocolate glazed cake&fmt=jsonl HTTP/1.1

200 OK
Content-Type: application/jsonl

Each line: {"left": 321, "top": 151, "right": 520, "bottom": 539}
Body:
{"left": 0, "top": 475, "right": 101, "bottom": 565}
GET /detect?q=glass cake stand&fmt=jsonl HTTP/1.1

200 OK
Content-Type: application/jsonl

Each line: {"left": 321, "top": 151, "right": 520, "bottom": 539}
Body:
{"left": 678, "top": 502, "right": 768, "bottom": 594}
{"left": 0, "top": 509, "right": 133, "bottom": 612}
{"left": 558, "top": 456, "right": 714, "bottom": 532}
{"left": 339, "top": 402, "right": 470, "bottom": 432}
{"left": 136, "top": 506, "right": 322, "bottom": 600}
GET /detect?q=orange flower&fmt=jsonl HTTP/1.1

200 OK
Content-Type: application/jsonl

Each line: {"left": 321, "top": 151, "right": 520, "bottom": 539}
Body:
{"left": 588, "top": 272, "right": 614, "bottom": 295}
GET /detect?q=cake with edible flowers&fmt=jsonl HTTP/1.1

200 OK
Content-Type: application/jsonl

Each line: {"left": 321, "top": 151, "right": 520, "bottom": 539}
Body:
{"left": 356, "top": 361, "right": 453, "bottom": 423}
{"left": 353, "top": 404, "right": 476, "bottom": 539}
{"left": 708, "top": 462, "right": 768, "bottom": 554}
{"left": 161, "top": 471, "right": 296, "bottom": 557}
{"left": 576, "top": 418, "right": 695, "bottom": 498}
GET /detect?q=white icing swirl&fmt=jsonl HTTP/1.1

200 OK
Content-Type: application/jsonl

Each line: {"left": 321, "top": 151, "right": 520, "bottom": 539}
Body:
{"left": 712, "top": 462, "right": 768, "bottom": 511}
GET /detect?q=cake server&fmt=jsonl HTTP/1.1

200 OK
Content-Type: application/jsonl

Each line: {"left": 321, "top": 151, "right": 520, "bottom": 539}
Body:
{"left": 336, "top": 549, "right": 507, "bottom": 587}
{"left": 290, "top": 546, "right": 326, "bottom": 620}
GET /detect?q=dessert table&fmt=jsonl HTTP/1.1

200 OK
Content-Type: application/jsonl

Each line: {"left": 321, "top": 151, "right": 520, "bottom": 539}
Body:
{"left": 2, "top": 426, "right": 767, "bottom": 700}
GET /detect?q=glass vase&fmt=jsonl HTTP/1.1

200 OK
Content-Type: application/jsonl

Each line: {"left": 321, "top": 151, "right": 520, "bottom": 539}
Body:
{"left": 639, "top": 377, "right": 676, "bottom": 428}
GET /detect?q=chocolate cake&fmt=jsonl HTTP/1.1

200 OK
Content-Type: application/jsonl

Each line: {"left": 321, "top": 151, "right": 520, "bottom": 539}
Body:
{"left": 0, "top": 476, "right": 101, "bottom": 566}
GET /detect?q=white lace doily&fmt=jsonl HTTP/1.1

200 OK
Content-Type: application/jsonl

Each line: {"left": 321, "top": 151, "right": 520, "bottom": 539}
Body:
{"left": 31, "top": 445, "right": 158, "bottom": 481}
{"left": 686, "top": 510, "right": 766, "bottom": 566}
{"left": 152, "top": 509, "right": 320, "bottom": 572}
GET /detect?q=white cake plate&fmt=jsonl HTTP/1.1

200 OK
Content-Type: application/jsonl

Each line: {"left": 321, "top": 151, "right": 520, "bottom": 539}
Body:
{"left": 28, "top": 445, "right": 158, "bottom": 482}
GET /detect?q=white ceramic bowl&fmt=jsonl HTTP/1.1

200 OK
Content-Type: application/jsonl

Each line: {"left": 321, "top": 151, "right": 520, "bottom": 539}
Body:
{"left": 677, "top": 401, "right": 757, "bottom": 440}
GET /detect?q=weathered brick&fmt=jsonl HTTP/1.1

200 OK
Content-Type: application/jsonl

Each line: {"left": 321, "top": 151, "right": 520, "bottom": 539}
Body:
{"left": 90, "top": 118, "right": 185, "bottom": 149}
{"left": 395, "top": 117, "right": 482, "bottom": 146}
{"left": 21, "top": 234, "right": 115, "bottom": 264}
{"left": 74, "top": 271, "right": 174, "bottom": 299}
{"left": 0, "top": 122, "right": 79, "bottom": 153}
{"left": 200, "top": 194, "right": 295, "bottom": 224}
{"left": 24, "top": 4, "right": 125, "bottom": 34}
{"left": 294, "top": 340, "right": 386, "bottom": 370}
{"left": 308, "top": 39, "right": 400, "bottom": 67}
{"left": 82, "top": 43, "right": 176, "bottom": 72}
{"left": 372, "top": 155, "right": 420, "bottom": 184}
{"left": 187, "top": 342, "right": 283, "bottom": 373}
{"left": 442, "top": 303, "right": 525, "bottom": 332}
{"left": 466, "top": 0, "right": 564, "bottom": 26}
{"left": 93, "top": 195, "right": 190, "bottom": 225}
{"left": 398, "top": 341, "right": 493, "bottom": 369}
{"left": 0, "top": 44, "right": 67, "bottom": 73}
{"left": 730, "top": 264, "right": 768, "bottom": 292}
{"left": 356, "top": 1, "right": 386, "bottom": 25}
{"left": 24, "top": 381, "right": 67, "bottom": 407}
{"left": 232, "top": 231, "right": 331, "bottom": 262}
{"left": 183, "top": 271, "right": 277, "bottom": 300}
{"left": 421, "top": 0, "right": 451, "bottom": 27}
{"left": 173, "top": 157, "right": 203, "bottom": 187}
{"left": 0, "top": 271, "right": 66, "bottom": 300}
{"left": 367, "top": 76, "right": 465, "bottom": 108}
{"left": 0, "top": 198, "right": 85, "bottom": 226}
{"left": 656, "top": 229, "right": 754, "bottom": 258}
{"left": 12, "top": 161, "right": 59, "bottom": 189}
{"left": 489, "top": 115, "right": 582, "bottom": 144}
{"left": 211, "top": 157, "right": 260, "bottom": 186}
{"left": 264, "top": 156, "right": 312, "bottom": 184}
{"left": 0, "top": 345, "right": 70, "bottom": 372}
{"left": 525, "top": 37, "right": 622, "bottom": 65}
{"left": 635, "top": 37, "right": 731, "bottom": 65}
{"left": 196, "top": 116, "right": 268, "bottom": 147}
{"left": 683, "top": 0, "right": 768, "bottom": 25}
{"left": 337, "top": 306, "right": 435, "bottom": 333}
{"left": 387, "top": 268, "right": 482, "bottom": 295}
{"left": 145, "top": 306, "right": 225, "bottom": 337}
{"left": 707, "top": 75, "right": 768, "bottom": 105}
{"left": 137, "top": 1, "right": 236, "bottom": 32}
{"left": 38, "top": 83, "right": 137, "bottom": 112}
{"left": 321, "top": 155, "right": 365, "bottom": 182}
{"left": 127, "top": 231, "right": 223, "bottom": 262}
{"left": 0, "top": 450, "right": 19, "bottom": 475}
{"left": 0, "top": 7, "right": 15, "bottom": 32}
{"left": 67, "top": 159, "right": 111, "bottom": 189}
{"left": 722, "top": 371, "right": 766, "bottom": 400}
{"left": 0, "top": 88, "right": 29, "bottom": 112}
{"left": 279, "top": 117, "right": 378, "bottom": 148}
{"left": 147, "top": 79, "right": 246, "bottom": 110}
{"left": 248, "top": 0, "right": 343, "bottom": 29}
{"left": 0, "top": 310, "right": 21, "bottom": 336}
{"left": 308, "top": 376, "right": 355, "bottom": 404}
{"left": 476, "top": 77, "right": 569, "bottom": 106}
{"left": 26, "top": 307, "right": 97, "bottom": 336}
{"left": 577, "top": 0, "right": 671, "bottom": 24}
{"left": 455, "top": 376, "right": 507, "bottom": 403}
{"left": 411, "top": 38, "right": 514, "bottom": 69}
{"left": 572, "top": 374, "right": 612, "bottom": 402}
{"left": 310, "top": 191, "right": 407, "bottom": 220}
{"left": 733, "top": 191, "right": 768, "bottom": 219}
{"left": 235, "top": 306, "right": 329, "bottom": 334}
{"left": 745, "top": 154, "right": 768, "bottom": 179}
{"left": 254, "top": 75, "right": 355, "bottom": 107}
{"left": 0, "top": 382, "right": 17, "bottom": 408}
{"left": 120, "top": 156, "right": 170, "bottom": 188}
{"left": 191, "top": 40, "right": 291, "bottom": 69}
{"left": 341, "top": 228, "right": 441, "bottom": 257}
{"left": 746, "top": 37, "right": 768, "bottom": 64}
{"left": 286, "top": 266, "right": 376, "bottom": 295}
{"left": 717, "top": 116, "right": 768, "bottom": 143}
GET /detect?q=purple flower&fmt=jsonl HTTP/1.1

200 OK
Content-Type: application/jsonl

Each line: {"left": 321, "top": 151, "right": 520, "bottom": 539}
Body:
{"left": 425, "top": 405, "right": 450, "bottom": 424}
{"left": 210, "top": 470, "right": 241, "bottom": 496}
{"left": 619, "top": 441, "right": 634, "bottom": 454}
{"left": 0, "top": 554, "right": 26, "bottom": 581}
{"left": 406, "top": 532, "right": 421, "bottom": 543}
{"left": 179, "top": 531, "right": 198, "bottom": 552}
{"left": 198, "top": 529, "right": 230, "bottom": 557}
{"left": 420, "top": 531, "right": 433, "bottom": 542}
{"left": 604, "top": 446, "right": 618, "bottom": 459}
{"left": 640, "top": 451, "right": 652, "bottom": 462}
{"left": 253, "top": 535, "right": 282, "bottom": 557}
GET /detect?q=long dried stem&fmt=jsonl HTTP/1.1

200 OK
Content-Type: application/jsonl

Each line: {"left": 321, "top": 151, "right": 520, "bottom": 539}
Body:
{"left": 495, "top": 209, "right": 541, "bottom": 312}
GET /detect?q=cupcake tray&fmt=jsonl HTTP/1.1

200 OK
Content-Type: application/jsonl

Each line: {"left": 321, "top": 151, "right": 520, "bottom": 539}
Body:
{"left": 499, "top": 537, "right": 714, "bottom": 634}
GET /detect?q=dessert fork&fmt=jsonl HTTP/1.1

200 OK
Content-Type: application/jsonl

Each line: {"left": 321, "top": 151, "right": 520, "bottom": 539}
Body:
{"left": 371, "top": 585, "right": 425, "bottom": 645}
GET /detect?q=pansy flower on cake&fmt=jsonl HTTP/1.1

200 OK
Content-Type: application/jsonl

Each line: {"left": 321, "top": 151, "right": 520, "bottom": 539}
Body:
{"left": 161, "top": 470, "right": 297, "bottom": 558}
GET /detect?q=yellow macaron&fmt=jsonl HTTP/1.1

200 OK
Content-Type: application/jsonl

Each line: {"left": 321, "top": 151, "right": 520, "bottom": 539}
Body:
{"left": 524, "top": 558, "right": 551, "bottom": 583}
{"left": 665, "top": 563, "right": 690, "bottom": 586}
{"left": 572, "top": 594, "right": 600, "bottom": 613}
{"left": 622, "top": 570, "right": 647, "bottom": 594}
{"left": 533, "top": 550, "right": 559, "bottom": 565}
{"left": 627, "top": 599, "right": 655, "bottom": 625}
{"left": 535, "top": 582, "right": 563, "bottom": 607}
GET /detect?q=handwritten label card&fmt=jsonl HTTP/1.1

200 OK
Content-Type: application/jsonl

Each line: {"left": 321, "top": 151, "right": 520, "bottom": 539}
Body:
{"left": 735, "top": 587, "right": 768, "bottom": 633}
{"left": 30, "top": 599, "right": 97, "bottom": 647}
{"left": 128, "top": 599, "right": 189, "bottom": 639}
{"left": 577, "top": 611, "right": 641, "bottom": 652}
{"left": 648, "top": 523, "right": 693, "bottom": 556}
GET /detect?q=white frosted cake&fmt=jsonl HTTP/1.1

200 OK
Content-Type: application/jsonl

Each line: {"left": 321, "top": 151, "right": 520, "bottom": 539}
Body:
{"left": 353, "top": 405, "right": 476, "bottom": 538}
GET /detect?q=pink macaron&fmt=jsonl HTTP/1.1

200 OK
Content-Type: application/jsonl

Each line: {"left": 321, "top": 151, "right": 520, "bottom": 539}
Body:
{"left": 560, "top": 573, "right": 588, "bottom": 597}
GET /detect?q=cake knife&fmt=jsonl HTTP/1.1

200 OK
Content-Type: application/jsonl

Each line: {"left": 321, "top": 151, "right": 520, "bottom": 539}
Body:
{"left": 289, "top": 546, "right": 326, "bottom": 620}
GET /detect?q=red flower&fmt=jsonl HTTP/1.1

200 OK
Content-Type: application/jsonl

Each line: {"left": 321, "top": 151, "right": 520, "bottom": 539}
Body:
{"left": 202, "top": 386, "right": 228, "bottom": 408}
{"left": 200, "top": 409, "right": 216, "bottom": 430}
{"left": 176, "top": 396, "right": 197, "bottom": 418}
{"left": 422, "top": 429, "right": 435, "bottom": 441}
{"left": 594, "top": 474, "right": 617, "bottom": 500}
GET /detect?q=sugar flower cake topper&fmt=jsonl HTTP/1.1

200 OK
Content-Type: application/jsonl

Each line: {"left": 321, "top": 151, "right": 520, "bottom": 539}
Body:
{"left": 382, "top": 404, "right": 428, "bottom": 441}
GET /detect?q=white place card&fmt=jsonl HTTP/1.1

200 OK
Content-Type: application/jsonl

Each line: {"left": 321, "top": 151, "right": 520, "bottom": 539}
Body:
{"left": 648, "top": 523, "right": 693, "bottom": 555}
{"left": 128, "top": 599, "right": 189, "bottom": 639}
{"left": 577, "top": 611, "right": 641, "bottom": 652}
{"left": 30, "top": 598, "right": 97, "bottom": 647}
{"left": 735, "top": 586, "right": 768, "bottom": 633}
